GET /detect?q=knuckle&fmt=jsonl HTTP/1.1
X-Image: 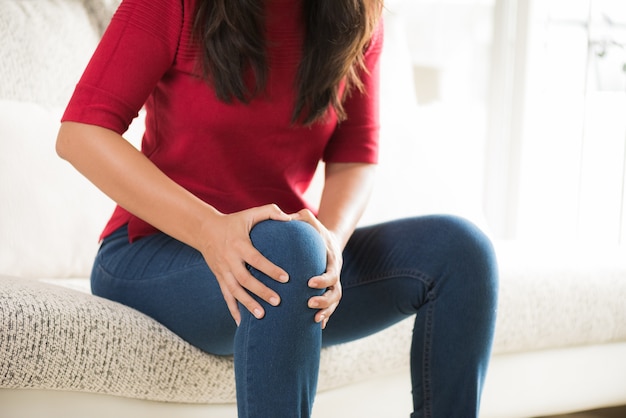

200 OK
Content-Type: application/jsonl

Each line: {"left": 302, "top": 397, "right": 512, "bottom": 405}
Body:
{"left": 236, "top": 273, "right": 254, "bottom": 288}
{"left": 246, "top": 250, "right": 263, "bottom": 265}
{"left": 225, "top": 276, "right": 244, "bottom": 292}
{"left": 298, "top": 208, "right": 314, "bottom": 219}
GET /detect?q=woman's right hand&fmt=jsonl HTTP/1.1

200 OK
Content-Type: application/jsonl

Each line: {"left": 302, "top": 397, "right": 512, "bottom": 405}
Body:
{"left": 197, "top": 204, "right": 293, "bottom": 326}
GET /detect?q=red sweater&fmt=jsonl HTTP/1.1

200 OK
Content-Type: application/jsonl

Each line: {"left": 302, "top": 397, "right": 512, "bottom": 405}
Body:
{"left": 62, "top": 0, "right": 383, "bottom": 242}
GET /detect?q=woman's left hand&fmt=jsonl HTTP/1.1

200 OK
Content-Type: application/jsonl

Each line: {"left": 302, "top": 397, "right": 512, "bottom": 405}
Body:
{"left": 291, "top": 208, "right": 343, "bottom": 329}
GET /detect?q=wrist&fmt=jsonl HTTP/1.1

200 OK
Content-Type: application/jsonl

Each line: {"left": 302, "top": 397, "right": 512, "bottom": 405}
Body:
{"left": 187, "top": 204, "right": 224, "bottom": 252}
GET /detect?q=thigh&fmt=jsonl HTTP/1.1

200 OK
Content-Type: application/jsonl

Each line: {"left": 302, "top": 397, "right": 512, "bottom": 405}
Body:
{"left": 91, "top": 226, "right": 236, "bottom": 355}
{"left": 322, "top": 215, "right": 496, "bottom": 346}
{"left": 322, "top": 217, "right": 433, "bottom": 346}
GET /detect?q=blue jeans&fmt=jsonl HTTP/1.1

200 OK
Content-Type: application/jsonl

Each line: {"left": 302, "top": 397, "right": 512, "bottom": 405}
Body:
{"left": 91, "top": 215, "right": 498, "bottom": 418}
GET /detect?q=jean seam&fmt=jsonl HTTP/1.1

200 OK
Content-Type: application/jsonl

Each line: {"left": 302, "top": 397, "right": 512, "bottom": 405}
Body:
{"left": 423, "top": 298, "right": 435, "bottom": 418}
{"left": 94, "top": 257, "right": 209, "bottom": 282}
{"left": 354, "top": 269, "right": 436, "bottom": 417}
{"left": 237, "top": 315, "right": 251, "bottom": 418}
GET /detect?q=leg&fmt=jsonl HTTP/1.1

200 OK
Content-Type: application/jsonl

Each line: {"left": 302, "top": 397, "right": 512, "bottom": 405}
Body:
{"left": 323, "top": 215, "right": 499, "bottom": 418}
{"left": 236, "top": 220, "right": 326, "bottom": 418}
{"left": 91, "top": 220, "right": 327, "bottom": 418}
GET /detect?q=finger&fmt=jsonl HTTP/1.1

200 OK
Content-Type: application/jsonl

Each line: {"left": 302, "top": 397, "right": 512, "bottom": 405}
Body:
{"left": 220, "top": 270, "right": 270, "bottom": 320}
{"left": 230, "top": 285, "right": 267, "bottom": 319}
{"left": 233, "top": 262, "right": 282, "bottom": 307}
{"left": 222, "top": 288, "right": 242, "bottom": 326}
{"left": 309, "top": 283, "right": 341, "bottom": 311}
{"left": 314, "top": 300, "right": 339, "bottom": 327}
{"left": 290, "top": 209, "right": 320, "bottom": 229}
{"left": 243, "top": 245, "right": 289, "bottom": 283}
{"left": 255, "top": 204, "right": 293, "bottom": 223}
{"left": 314, "top": 297, "right": 339, "bottom": 322}
{"left": 308, "top": 286, "right": 339, "bottom": 310}
{"left": 308, "top": 294, "right": 329, "bottom": 310}
{"left": 217, "top": 275, "right": 245, "bottom": 324}
{"left": 308, "top": 271, "right": 337, "bottom": 289}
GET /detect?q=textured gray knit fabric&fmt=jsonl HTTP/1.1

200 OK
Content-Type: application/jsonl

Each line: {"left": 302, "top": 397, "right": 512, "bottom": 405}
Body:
{"left": 0, "top": 276, "right": 413, "bottom": 402}
{"left": 0, "top": 0, "right": 102, "bottom": 106}
{"left": 0, "top": 276, "right": 237, "bottom": 402}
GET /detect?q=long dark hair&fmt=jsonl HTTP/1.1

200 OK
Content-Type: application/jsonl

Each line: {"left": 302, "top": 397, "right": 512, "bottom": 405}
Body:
{"left": 192, "top": 0, "right": 382, "bottom": 125}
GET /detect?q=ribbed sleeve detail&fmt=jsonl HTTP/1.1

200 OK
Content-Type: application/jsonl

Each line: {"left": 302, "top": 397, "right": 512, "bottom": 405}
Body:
{"left": 61, "top": 0, "right": 184, "bottom": 134}
{"left": 113, "top": 0, "right": 183, "bottom": 52}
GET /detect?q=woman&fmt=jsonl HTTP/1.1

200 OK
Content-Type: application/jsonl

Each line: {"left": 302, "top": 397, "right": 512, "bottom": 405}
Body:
{"left": 56, "top": 0, "right": 498, "bottom": 416}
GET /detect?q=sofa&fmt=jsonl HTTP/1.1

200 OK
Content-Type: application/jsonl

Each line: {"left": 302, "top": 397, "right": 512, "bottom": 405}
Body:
{"left": 1, "top": 1, "right": 626, "bottom": 417}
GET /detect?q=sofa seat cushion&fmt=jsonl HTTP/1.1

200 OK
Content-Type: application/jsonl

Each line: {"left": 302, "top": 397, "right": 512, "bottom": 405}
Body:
{"left": 3, "top": 241, "right": 626, "bottom": 403}
{"left": 39, "top": 246, "right": 626, "bottom": 358}
{"left": 0, "top": 275, "right": 413, "bottom": 403}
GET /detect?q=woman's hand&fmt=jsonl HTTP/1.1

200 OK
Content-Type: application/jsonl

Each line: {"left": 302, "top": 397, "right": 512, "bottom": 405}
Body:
{"left": 198, "top": 204, "right": 293, "bottom": 326}
{"left": 292, "top": 209, "right": 343, "bottom": 329}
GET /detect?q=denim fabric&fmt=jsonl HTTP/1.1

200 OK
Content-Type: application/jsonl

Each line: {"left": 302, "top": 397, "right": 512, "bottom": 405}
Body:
{"left": 91, "top": 215, "right": 498, "bottom": 418}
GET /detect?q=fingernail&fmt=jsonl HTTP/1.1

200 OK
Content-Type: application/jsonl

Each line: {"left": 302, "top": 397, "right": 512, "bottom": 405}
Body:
{"left": 254, "top": 308, "right": 264, "bottom": 319}
{"left": 279, "top": 274, "right": 289, "bottom": 283}
{"left": 269, "top": 296, "right": 280, "bottom": 306}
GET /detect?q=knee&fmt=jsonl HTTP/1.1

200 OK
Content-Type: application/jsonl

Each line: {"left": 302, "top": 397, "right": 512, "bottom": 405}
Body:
{"left": 249, "top": 220, "right": 327, "bottom": 284}
{"left": 435, "top": 215, "right": 499, "bottom": 302}
{"left": 437, "top": 216, "right": 495, "bottom": 265}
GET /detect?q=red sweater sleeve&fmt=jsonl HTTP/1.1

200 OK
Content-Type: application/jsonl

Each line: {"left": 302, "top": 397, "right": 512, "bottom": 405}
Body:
{"left": 323, "top": 19, "right": 384, "bottom": 164}
{"left": 62, "top": 0, "right": 184, "bottom": 134}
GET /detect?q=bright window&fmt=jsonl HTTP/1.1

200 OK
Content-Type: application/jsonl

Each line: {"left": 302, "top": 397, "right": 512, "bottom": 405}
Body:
{"left": 487, "top": 0, "right": 626, "bottom": 244}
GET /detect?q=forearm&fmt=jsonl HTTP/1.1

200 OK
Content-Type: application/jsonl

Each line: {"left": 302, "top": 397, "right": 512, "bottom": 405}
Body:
{"left": 56, "top": 122, "right": 220, "bottom": 249}
{"left": 316, "top": 162, "right": 376, "bottom": 249}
